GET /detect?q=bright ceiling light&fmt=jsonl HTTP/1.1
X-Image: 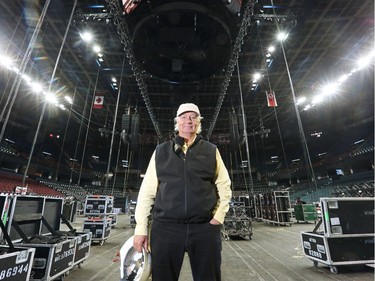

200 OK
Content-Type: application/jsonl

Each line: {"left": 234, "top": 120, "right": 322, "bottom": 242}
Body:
{"left": 312, "top": 94, "right": 325, "bottom": 104}
{"left": 322, "top": 82, "right": 339, "bottom": 95}
{"left": 31, "top": 82, "right": 43, "bottom": 93}
{"left": 80, "top": 31, "right": 93, "bottom": 42}
{"left": 45, "top": 92, "right": 58, "bottom": 104}
{"left": 253, "top": 72, "right": 261, "bottom": 81}
{"left": 296, "top": 96, "right": 307, "bottom": 105}
{"left": 64, "top": 96, "right": 73, "bottom": 104}
{"left": 337, "top": 74, "right": 349, "bottom": 83}
{"left": 0, "top": 54, "right": 13, "bottom": 67}
{"left": 112, "top": 77, "right": 117, "bottom": 83}
{"left": 356, "top": 53, "right": 374, "bottom": 69}
{"left": 93, "top": 45, "right": 101, "bottom": 53}
{"left": 268, "top": 46, "right": 275, "bottom": 53}
{"left": 22, "top": 74, "right": 32, "bottom": 83}
{"left": 277, "top": 31, "right": 288, "bottom": 41}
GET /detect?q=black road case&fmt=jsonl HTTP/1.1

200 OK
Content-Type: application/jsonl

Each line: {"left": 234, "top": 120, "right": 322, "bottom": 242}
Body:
{"left": 0, "top": 216, "right": 35, "bottom": 281}
{"left": 83, "top": 217, "right": 111, "bottom": 245}
{"left": 84, "top": 195, "right": 113, "bottom": 216}
{"left": 25, "top": 239, "right": 76, "bottom": 280}
{"left": 4, "top": 195, "right": 89, "bottom": 280}
{"left": 0, "top": 246, "right": 35, "bottom": 281}
{"left": 71, "top": 231, "right": 92, "bottom": 267}
{"left": 301, "top": 197, "right": 375, "bottom": 273}
{"left": 301, "top": 232, "right": 374, "bottom": 273}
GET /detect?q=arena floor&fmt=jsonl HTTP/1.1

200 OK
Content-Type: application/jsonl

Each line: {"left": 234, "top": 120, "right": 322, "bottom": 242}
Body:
{"left": 63, "top": 214, "right": 374, "bottom": 281}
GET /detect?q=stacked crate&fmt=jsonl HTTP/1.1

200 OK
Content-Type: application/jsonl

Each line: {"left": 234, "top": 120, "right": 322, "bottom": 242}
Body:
{"left": 301, "top": 197, "right": 375, "bottom": 273}
{"left": 83, "top": 195, "right": 114, "bottom": 245}
{"left": 0, "top": 194, "right": 91, "bottom": 281}
{"left": 254, "top": 191, "right": 292, "bottom": 226}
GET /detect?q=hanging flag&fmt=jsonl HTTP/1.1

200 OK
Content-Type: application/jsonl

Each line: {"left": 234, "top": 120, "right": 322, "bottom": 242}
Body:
{"left": 93, "top": 95, "right": 104, "bottom": 109}
{"left": 266, "top": 90, "right": 278, "bottom": 107}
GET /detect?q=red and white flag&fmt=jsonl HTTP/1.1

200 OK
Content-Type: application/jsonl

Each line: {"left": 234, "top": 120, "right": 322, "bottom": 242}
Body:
{"left": 93, "top": 95, "right": 104, "bottom": 109}
{"left": 266, "top": 91, "right": 278, "bottom": 107}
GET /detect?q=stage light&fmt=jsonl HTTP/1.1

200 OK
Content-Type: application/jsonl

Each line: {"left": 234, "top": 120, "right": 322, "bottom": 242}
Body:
{"left": 93, "top": 45, "right": 101, "bottom": 53}
{"left": 268, "top": 46, "right": 275, "bottom": 53}
{"left": 296, "top": 96, "right": 306, "bottom": 105}
{"left": 65, "top": 96, "right": 73, "bottom": 104}
{"left": 356, "top": 52, "right": 374, "bottom": 69}
{"left": 253, "top": 72, "right": 261, "bottom": 81}
{"left": 277, "top": 31, "right": 288, "bottom": 41}
{"left": 45, "top": 92, "right": 58, "bottom": 104}
{"left": 321, "top": 82, "right": 338, "bottom": 95}
{"left": 80, "top": 31, "right": 93, "bottom": 42}
{"left": 31, "top": 82, "right": 43, "bottom": 93}
{"left": 112, "top": 77, "right": 117, "bottom": 83}
{"left": 0, "top": 54, "right": 12, "bottom": 67}
{"left": 21, "top": 74, "right": 32, "bottom": 83}
{"left": 312, "top": 94, "right": 324, "bottom": 104}
{"left": 338, "top": 74, "right": 349, "bottom": 83}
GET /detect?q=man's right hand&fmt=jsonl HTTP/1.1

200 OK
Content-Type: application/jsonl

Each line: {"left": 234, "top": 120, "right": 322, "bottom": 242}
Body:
{"left": 133, "top": 235, "right": 148, "bottom": 253}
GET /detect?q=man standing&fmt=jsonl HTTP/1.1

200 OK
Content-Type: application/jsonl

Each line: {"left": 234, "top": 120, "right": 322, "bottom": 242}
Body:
{"left": 133, "top": 103, "right": 232, "bottom": 281}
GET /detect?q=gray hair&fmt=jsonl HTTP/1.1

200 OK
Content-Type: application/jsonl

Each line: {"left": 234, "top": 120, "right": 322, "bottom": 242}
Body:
{"left": 174, "top": 116, "right": 203, "bottom": 134}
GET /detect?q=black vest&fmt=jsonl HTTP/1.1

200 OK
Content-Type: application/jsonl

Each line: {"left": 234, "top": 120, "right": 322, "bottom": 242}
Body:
{"left": 153, "top": 135, "right": 217, "bottom": 223}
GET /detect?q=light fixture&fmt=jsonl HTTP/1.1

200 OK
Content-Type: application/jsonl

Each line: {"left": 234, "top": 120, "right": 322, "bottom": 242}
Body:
{"left": 277, "top": 31, "right": 288, "bottom": 41}
{"left": 31, "top": 82, "right": 43, "bottom": 93}
{"left": 253, "top": 72, "right": 261, "bottom": 81}
{"left": 80, "top": 31, "right": 93, "bottom": 42}
{"left": 296, "top": 96, "right": 306, "bottom": 105}
{"left": 93, "top": 45, "right": 101, "bottom": 53}
{"left": 45, "top": 92, "right": 58, "bottom": 104}
{"left": 0, "top": 54, "right": 13, "bottom": 67}
{"left": 321, "top": 82, "right": 339, "bottom": 95}
{"left": 268, "top": 46, "right": 275, "bottom": 53}
{"left": 64, "top": 96, "right": 73, "bottom": 104}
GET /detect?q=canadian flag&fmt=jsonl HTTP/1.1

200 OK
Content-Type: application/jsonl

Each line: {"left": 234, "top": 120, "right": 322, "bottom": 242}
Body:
{"left": 93, "top": 95, "right": 104, "bottom": 109}
{"left": 266, "top": 90, "right": 278, "bottom": 107}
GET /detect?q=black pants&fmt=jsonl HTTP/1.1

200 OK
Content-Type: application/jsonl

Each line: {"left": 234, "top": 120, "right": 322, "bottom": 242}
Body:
{"left": 150, "top": 220, "right": 222, "bottom": 281}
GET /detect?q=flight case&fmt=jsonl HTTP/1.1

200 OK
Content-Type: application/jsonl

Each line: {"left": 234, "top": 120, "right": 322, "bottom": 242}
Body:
{"left": 84, "top": 195, "right": 113, "bottom": 216}
{"left": 0, "top": 216, "right": 35, "bottom": 281}
{"left": 301, "top": 197, "right": 375, "bottom": 273}
{"left": 6, "top": 196, "right": 76, "bottom": 280}
{"left": 83, "top": 217, "right": 111, "bottom": 245}
{"left": 44, "top": 197, "right": 92, "bottom": 268}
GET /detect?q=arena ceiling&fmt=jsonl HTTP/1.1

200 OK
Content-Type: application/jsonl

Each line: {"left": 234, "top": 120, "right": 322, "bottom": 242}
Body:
{"left": 0, "top": 0, "right": 373, "bottom": 185}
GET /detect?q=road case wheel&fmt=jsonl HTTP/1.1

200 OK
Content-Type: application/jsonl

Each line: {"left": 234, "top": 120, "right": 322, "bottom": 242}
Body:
{"left": 330, "top": 266, "right": 338, "bottom": 274}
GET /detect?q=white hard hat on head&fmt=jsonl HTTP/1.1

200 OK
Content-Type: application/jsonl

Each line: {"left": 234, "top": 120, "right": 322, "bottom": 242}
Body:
{"left": 176, "top": 103, "right": 200, "bottom": 117}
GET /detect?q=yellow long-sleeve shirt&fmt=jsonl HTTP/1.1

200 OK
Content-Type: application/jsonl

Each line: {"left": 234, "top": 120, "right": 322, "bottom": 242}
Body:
{"left": 134, "top": 147, "right": 232, "bottom": 236}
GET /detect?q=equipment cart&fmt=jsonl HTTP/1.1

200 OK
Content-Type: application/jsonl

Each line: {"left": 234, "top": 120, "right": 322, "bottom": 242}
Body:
{"left": 301, "top": 197, "right": 374, "bottom": 273}
{"left": 222, "top": 202, "right": 252, "bottom": 240}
